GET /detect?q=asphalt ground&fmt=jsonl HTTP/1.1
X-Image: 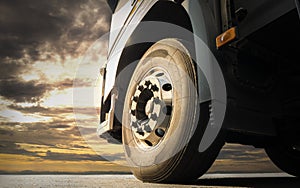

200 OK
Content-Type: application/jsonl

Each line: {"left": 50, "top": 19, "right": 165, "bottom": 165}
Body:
{"left": 0, "top": 173, "right": 299, "bottom": 188}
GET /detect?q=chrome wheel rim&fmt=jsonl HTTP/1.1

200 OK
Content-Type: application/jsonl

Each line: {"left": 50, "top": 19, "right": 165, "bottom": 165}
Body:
{"left": 129, "top": 68, "right": 173, "bottom": 150}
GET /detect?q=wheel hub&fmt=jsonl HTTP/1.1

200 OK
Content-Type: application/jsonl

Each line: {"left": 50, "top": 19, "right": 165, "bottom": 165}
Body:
{"left": 129, "top": 69, "right": 173, "bottom": 148}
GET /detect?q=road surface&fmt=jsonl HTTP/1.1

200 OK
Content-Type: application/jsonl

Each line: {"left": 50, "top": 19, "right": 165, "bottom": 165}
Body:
{"left": 0, "top": 173, "right": 299, "bottom": 188}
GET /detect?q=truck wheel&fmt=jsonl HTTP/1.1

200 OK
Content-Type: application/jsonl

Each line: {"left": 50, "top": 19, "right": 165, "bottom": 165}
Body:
{"left": 265, "top": 144, "right": 300, "bottom": 177}
{"left": 122, "top": 39, "right": 224, "bottom": 183}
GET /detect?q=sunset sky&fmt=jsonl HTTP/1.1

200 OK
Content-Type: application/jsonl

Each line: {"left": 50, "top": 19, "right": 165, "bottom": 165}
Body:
{"left": 0, "top": 0, "right": 280, "bottom": 174}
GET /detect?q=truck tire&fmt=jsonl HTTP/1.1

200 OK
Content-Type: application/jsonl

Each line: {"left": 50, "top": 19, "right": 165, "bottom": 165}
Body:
{"left": 265, "top": 144, "right": 300, "bottom": 177}
{"left": 265, "top": 77, "right": 300, "bottom": 177}
{"left": 122, "top": 39, "right": 224, "bottom": 183}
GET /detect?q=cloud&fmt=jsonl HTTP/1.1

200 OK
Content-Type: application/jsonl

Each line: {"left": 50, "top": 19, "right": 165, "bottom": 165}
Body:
{"left": 217, "top": 144, "right": 269, "bottom": 161}
{"left": 51, "top": 124, "right": 70, "bottom": 129}
{"left": 0, "top": 0, "right": 111, "bottom": 62}
{"left": 0, "top": 129, "right": 13, "bottom": 136}
{"left": 0, "top": 121, "right": 79, "bottom": 146}
{"left": 0, "top": 141, "right": 109, "bottom": 162}
{"left": 0, "top": 59, "right": 29, "bottom": 80}
{"left": 0, "top": 79, "right": 50, "bottom": 103}
{"left": 70, "top": 144, "right": 89, "bottom": 149}
{"left": 0, "top": 77, "right": 95, "bottom": 103}
{"left": 0, "top": 141, "right": 38, "bottom": 157}
{"left": 0, "top": 1, "right": 122, "bottom": 172}
{"left": 0, "top": 0, "right": 111, "bottom": 103}
{"left": 44, "top": 150, "right": 107, "bottom": 161}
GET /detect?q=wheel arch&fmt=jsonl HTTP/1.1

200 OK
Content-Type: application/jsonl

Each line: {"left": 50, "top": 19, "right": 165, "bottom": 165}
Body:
{"left": 112, "top": 1, "right": 225, "bottom": 152}
{"left": 116, "top": 0, "right": 194, "bottom": 76}
{"left": 113, "top": 0, "right": 195, "bottom": 125}
{"left": 115, "top": 0, "right": 221, "bottom": 78}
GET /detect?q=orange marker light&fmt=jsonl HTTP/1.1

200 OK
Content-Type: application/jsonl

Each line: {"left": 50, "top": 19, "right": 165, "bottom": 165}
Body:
{"left": 216, "top": 27, "right": 237, "bottom": 49}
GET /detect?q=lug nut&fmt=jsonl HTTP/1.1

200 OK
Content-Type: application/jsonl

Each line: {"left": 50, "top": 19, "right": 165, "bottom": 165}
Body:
{"left": 131, "top": 122, "right": 138, "bottom": 128}
{"left": 155, "top": 128, "right": 165, "bottom": 137}
{"left": 131, "top": 110, "right": 136, "bottom": 116}
{"left": 151, "top": 84, "right": 159, "bottom": 92}
{"left": 162, "top": 83, "right": 172, "bottom": 91}
{"left": 150, "top": 113, "right": 158, "bottom": 120}
{"left": 144, "top": 125, "right": 152, "bottom": 133}
{"left": 132, "top": 96, "right": 139, "bottom": 102}
{"left": 145, "top": 80, "right": 151, "bottom": 87}
{"left": 138, "top": 86, "right": 144, "bottom": 91}
{"left": 153, "top": 97, "right": 160, "bottom": 104}
{"left": 136, "top": 128, "right": 144, "bottom": 136}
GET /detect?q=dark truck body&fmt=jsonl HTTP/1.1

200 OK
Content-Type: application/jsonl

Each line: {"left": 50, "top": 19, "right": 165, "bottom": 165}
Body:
{"left": 100, "top": 0, "right": 300, "bottom": 147}
{"left": 97, "top": 0, "right": 300, "bottom": 181}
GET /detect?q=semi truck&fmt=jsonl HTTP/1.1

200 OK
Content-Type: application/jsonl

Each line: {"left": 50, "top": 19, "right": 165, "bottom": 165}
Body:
{"left": 97, "top": 0, "right": 300, "bottom": 183}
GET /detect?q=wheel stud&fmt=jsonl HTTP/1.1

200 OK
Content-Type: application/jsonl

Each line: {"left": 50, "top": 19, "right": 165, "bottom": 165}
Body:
{"left": 131, "top": 110, "right": 136, "bottom": 116}
{"left": 153, "top": 97, "right": 160, "bottom": 104}
{"left": 130, "top": 72, "right": 173, "bottom": 148}
{"left": 150, "top": 113, "right": 158, "bottom": 120}
{"left": 155, "top": 128, "right": 165, "bottom": 137}
{"left": 151, "top": 84, "right": 159, "bottom": 92}
{"left": 162, "top": 83, "right": 172, "bottom": 91}
{"left": 137, "top": 128, "right": 144, "bottom": 136}
{"left": 144, "top": 125, "right": 152, "bottom": 133}
{"left": 138, "top": 86, "right": 144, "bottom": 91}
{"left": 131, "top": 122, "right": 138, "bottom": 128}
{"left": 132, "top": 96, "right": 139, "bottom": 102}
{"left": 145, "top": 80, "right": 151, "bottom": 87}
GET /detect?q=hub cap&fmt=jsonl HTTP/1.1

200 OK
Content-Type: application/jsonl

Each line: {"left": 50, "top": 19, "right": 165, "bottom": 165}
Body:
{"left": 130, "top": 68, "right": 173, "bottom": 149}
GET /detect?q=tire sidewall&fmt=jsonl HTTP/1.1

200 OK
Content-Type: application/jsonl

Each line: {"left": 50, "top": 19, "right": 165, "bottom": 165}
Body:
{"left": 122, "top": 39, "right": 199, "bottom": 168}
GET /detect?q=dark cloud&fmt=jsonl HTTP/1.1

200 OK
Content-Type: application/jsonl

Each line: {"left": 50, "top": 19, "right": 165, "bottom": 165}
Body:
{"left": 8, "top": 105, "right": 98, "bottom": 120}
{"left": 0, "top": 59, "right": 29, "bottom": 80}
{"left": 217, "top": 144, "right": 268, "bottom": 161}
{"left": 8, "top": 105, "right": 60, "bottom": 114}
{"left": 0, "top": 122, "right": 107, "bottom": 161}
{"left": 0, "top": 129, "right": 13, "bottom": 136}
{"left": 71, "top": 144, "right": 89, "bottom": 149}
{"left": 0, "top": 141, "right": 108, "bottom": 161}
{"left": 0, "top": 79, "right": 60, "bottom": 103}
{"left": 53, "top": 78, "right": 94, "bottom": 89}
{"left": 0, "top": 79, "right": 50, "bottom": 103}
{"left": 0, "top": 0, "right": 111, "bottom": 102}
{"left": 0, "top": 122, "right": 80, "bottom": 146}
{"left": 0, "top": 77, "right": 92, "bottom": 103}
{"left": 44, "top": 150, "right": 107, "bottom": 161}
{"left": 53, "top": 78, "right": 74, "bottom": 89}
{"left": 51, "top": 124, "right": 70, "bottom": 129}
{"left": 0, "top": 141, "right": 38, "bottom": 156}
{"left": 0, "top": 0, "right": 111, "bottom": 61}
